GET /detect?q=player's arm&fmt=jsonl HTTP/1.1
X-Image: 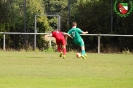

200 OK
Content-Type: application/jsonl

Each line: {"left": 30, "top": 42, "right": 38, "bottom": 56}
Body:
{"left": 63, "top": 32, "right": 73, "bottom": 45}
{"left": 78, "top": 28, "right": 88, "bottom": 34}
{"left": 46, "top": 31, "right": 55, "bottom": 37}
{"left": 82, "top": 31, "right": 88, "bottom": 34}
{"left": 45, "top": 33, "right": 52, "bottom": 37}
{"left": 64, "top": 35, "right": 68, "bottom": 45}
{"left": 63, "top": 32, "right": 73, "bottom": 39}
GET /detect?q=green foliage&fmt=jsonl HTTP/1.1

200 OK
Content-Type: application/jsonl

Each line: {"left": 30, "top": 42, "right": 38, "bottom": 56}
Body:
{"left": 44, "top": 0, "right": 69, "bottom": 30}
{"left": 0, "top": 0, "right": 133, "bottom": 52}
{"left": 0, "top": 0, "right": 49, "bottom": 50}
{"left": 67, "top": 0, "right": 133, "bottom": 52}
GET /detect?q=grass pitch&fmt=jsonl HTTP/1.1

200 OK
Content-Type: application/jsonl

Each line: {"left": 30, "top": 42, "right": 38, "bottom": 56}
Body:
{"left": 0, "top": 51, "right": 133, "bottom": 88}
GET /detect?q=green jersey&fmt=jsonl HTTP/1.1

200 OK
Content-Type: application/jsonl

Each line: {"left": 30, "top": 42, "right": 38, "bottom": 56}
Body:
{"left": 68, "top": 28, "right": 84, "bottom": 46}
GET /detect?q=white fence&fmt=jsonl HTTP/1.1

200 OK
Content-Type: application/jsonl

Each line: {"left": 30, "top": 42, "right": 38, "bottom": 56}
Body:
{"left": 0, "top": 32, "right": 133, "bottom": 53}
{"left": 0, "top": 32, "right": 49, "bottom": 51}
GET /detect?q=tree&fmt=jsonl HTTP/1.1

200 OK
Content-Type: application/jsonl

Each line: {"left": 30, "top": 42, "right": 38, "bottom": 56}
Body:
{"left": 44, "top": 0, "right": 68, "bottom": 30}
{"left": 0, "top": 0, "right": 50, "bottom": 50}
{"left": 70, "top": 0, "right": 133, "bottom": 52}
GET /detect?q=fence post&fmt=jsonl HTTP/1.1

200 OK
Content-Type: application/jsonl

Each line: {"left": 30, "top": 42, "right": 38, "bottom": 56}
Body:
{"left": 3, "top": 33, "right": 5, "bottom": 51}
{"left": 49, "top": 36, "right": 52, "bottom": 47}
{"left": 98, "top": 34, "right": 100, "bottom": 54}
{"left": 58, "top": 15, "right": 61, "bottom": 30}
{"left": 34, "top": 15, "right": 37, "bottom": 50}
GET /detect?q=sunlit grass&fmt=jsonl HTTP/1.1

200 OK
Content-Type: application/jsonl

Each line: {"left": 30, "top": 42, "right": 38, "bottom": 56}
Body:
{"left": 0, "top": 51, "right": 133, "bottom": 88}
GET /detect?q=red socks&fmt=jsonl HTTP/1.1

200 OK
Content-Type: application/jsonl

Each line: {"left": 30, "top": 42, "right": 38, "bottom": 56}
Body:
{"left": 57, "top": 46, "right": 62, "bottom": 52}
{"left": 62, "top": 48, "right": 66, "bottom": 55}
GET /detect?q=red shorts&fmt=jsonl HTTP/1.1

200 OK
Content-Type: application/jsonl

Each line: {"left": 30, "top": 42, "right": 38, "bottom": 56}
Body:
{"left": 56, "top": 38, "right": 66, "bottom": 45}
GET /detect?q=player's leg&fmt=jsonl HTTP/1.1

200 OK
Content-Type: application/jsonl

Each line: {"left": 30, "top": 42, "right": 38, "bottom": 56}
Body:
{"left": 80, "top": 46, "right": 86, "bottom": 59}
{"left": 78, "top": 39, "right": 86, "bottom": 55}
{"left": 56, "top": 39, "right": 63, "bottom": 57}
{"left": 75, "top": 38, "right": 87, "bottom": 59}
{"left": 61, "top": 38, "right": 67, "bottom": 59}
{"left": 62, "top": 45, "right": 66, "bottom": 55}
{"left": 79, "top": 40, "right": 87, "bottom": 59}
{"left": 56, "top": 39, "right": 62, "bottom": 52}
{"left": 57, "top": 44, "right": 63, "bottom": 57}
{"left": 57, "top": 44, "right": 62, "bottom": 52}
{"left": 62, "top": 44, "right": 66, "bottom": 59}
{"left": 81, "top": 46, "right": 86, "bottom": 55}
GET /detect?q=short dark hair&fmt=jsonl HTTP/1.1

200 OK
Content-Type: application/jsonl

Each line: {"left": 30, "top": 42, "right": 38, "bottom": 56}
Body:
{"left": 72, "top": 22, "right": 77, "bottom": 26}
{"left": 51, "top": 31, "right": 54, "bottom": 33}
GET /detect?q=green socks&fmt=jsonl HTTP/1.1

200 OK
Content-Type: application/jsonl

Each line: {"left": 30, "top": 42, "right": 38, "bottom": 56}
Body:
{"left": 81, "top": 50, "right": 85, "bottom": 55}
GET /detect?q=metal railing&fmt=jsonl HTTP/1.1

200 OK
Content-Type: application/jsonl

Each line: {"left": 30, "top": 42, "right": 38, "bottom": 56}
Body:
{"left": 0, "top": 32, "right": 133, "bottom": 53}
{"left": 81, "top": 34, "right": 133, "bottom": 53}
{"left": 0, "top": 32, "right": 49, "bottom": 51}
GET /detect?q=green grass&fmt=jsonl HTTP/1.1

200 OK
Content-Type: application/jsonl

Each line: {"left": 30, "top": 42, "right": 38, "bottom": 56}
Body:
{"left": 0, "top": 51, "right": 133, "bottom": 88}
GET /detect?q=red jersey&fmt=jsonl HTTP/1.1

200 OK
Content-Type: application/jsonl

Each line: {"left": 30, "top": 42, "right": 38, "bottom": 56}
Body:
{"left": 52, "top": 31, "right": 66, "bottom": 45}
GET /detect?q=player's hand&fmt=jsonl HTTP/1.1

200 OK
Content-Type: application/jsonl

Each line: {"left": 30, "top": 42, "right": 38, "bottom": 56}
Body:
{"left": 82, "top": 31, "right": 88, "bottom": 34}
{"left": 86, "top": 31, "right": 88, "bottom": 34}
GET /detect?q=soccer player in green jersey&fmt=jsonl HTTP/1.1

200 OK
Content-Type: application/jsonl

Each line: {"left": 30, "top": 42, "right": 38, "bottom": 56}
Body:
{"left": 67, "top": 22, "right": 88, "bottom": 59}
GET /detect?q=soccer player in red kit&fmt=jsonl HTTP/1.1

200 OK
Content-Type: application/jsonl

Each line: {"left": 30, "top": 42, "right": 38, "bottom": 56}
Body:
{"left": 52, "top": 30, "right": 72, "bottom": 59}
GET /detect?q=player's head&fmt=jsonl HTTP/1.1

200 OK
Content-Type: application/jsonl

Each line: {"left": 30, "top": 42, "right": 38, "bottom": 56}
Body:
{"left": 72, "top": 22, "right": 77, "bottom": 27}
{"left": 51, "top": 31, "right": 54, "bottom": 34}
{"left": 54, "top": 29, "right": 58, "bottom": 31}
{"left": 52, "top": 29, "right": 59, "bottom": 33}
